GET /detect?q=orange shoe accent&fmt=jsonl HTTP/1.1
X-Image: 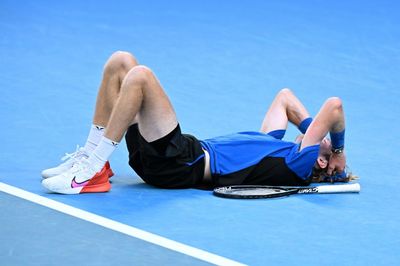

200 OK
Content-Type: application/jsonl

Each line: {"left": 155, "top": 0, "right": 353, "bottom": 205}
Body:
{"left": 80, "top": 165, "right": 111, "bottom": 193}
{"left": 105, "top": 161, "right": 114, "bottom": 178}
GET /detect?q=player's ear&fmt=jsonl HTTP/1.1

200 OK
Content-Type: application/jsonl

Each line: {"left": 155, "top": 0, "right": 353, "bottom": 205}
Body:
{"left": 317, "top": 156, "right": 328, "bottom": 169}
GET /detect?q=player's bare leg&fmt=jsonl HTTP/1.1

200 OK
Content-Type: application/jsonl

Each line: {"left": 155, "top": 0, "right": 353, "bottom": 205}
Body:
{"left": 93, "top": 51, "right": 139, "bottom": 127}
{"left": 41, "top": 51, "right": 138, "bottom": 179}
{"left": 43, "top": 64, "right": 179, "bottom": 194}
{"left": 104, "top": 65, "right": 178, "bottom": 143}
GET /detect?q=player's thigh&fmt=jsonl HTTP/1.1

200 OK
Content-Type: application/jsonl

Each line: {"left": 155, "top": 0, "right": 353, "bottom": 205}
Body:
{"left": 132, "top": 66, "right": 178, "bottom": 142}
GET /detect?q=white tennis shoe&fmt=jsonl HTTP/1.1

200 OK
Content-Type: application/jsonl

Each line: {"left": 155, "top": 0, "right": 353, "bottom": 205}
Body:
{"left": 41, "top": 146, "right": 89, "bottom": 179}
{"left": 42, "top": 158, "right": 111, "bottom": 194}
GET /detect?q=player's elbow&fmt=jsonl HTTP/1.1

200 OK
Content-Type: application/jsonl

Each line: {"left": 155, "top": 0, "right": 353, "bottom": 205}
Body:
{"left": 325, "top": 97, "right": 343, "bottom": 112}
{"left": 278, "top": 88, "right": 293, "bottom": 98}
{"left": 276, "top": 88, "right": 294, "bottom": 104}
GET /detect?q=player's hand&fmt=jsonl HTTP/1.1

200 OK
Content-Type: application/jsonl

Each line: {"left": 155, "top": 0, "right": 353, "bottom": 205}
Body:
{"left": 327, "top": 151, "right": 346, "bottom": 176}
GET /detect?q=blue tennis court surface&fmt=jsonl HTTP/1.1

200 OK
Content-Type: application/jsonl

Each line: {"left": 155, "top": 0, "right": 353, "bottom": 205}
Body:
{"left": 1, "top": 1, "right": 399, "bottom": 265}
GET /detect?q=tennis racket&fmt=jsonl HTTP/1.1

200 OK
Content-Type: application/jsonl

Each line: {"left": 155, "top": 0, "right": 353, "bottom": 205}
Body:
{"left": 213, "top": 183, "right": 361, "bottom": 199}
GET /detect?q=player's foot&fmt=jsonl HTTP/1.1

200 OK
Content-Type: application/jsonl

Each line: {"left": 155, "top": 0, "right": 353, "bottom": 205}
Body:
{"left": 41, "top": 146, "right": 114, "bottom": 179}
{"left": 41, "top": 146, "right": 88, "bottom": 179}
{"left": 42, "top": 159, "right": 111, "bottom": 194}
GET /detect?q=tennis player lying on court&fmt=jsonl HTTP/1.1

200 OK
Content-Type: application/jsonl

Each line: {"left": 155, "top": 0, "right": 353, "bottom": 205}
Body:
{"left": 42, "top": 51, "right": 355, "bottom": 194}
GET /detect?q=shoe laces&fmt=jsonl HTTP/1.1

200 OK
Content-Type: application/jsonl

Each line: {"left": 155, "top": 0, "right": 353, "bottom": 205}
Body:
{"left": 61, "top": 145, "right": 87, "bottom": 162}
{"left": 68, "top": 158, "right": 95, "bottom": 175}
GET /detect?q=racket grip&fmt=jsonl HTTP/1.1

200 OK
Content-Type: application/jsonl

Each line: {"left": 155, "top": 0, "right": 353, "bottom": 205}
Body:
{"left": 317, "top": 183, "right": 361, "bottom": 193}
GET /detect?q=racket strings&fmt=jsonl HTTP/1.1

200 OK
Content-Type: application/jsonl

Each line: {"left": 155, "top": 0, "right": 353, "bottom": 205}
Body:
{"left": 234, "top": 188, "right": 283, "bottom": 195}
{"left": 217, "top": 187, "right": 290, "bottom": 197}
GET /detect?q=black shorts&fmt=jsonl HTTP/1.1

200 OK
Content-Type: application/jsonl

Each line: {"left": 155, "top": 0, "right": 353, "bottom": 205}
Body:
{"left": 125, "top": 124, "right": 206, "bottom": 188}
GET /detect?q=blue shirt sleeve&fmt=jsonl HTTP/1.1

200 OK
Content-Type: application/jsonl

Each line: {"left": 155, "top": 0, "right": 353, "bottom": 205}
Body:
{"left": 285, "top": 143, "right": 320, "bottom": 179}
{"left": 267, "top": 129, "right": 286, "bottom": 140}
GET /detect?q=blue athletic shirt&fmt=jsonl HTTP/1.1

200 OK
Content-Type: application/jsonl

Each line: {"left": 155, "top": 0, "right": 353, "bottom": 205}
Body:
{"left": 200, "top": 131, "right": 320, "bottom": 186}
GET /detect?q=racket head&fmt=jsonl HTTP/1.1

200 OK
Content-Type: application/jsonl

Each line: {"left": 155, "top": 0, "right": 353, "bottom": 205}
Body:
{"left": 213, "top": 185, "right": 298, "bottom": 199}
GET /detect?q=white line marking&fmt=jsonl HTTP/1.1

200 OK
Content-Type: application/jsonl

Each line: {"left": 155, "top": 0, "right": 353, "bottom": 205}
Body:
{"left": 0, "top": 182, "right": 246, "bottom": 266}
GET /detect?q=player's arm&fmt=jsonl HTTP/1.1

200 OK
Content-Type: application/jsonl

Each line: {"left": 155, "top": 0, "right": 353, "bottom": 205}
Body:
{"left": 300, "top": 97, "right": 346, "bottom": 174}
{"left": 260, "top": 88, "right": 312, "bottom": 135}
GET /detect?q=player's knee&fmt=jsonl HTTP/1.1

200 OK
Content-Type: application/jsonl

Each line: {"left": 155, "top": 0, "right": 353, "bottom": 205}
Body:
{"left": 123, "top": 65, "right": 154, "bottom": 88}
{"left": 104, "top": 51, "right": 138, "bottom": 74}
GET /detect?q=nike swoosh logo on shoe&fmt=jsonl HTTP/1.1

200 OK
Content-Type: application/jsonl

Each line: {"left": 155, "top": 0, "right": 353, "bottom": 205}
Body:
{"left": 71, "top": 176, "right": 90, "bottom": 188}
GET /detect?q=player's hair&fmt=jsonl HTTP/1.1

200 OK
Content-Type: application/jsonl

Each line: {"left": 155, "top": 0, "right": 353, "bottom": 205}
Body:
{"left": 310, "top": 166, "right": 358, "bottom": 183}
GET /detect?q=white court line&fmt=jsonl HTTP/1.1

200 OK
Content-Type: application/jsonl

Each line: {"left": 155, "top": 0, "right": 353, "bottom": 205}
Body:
{"left": 0, "top": 182, "right": 246, "bottom": 266}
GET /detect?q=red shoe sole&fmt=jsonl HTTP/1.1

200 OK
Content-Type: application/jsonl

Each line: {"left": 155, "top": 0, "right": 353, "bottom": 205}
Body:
{"left": 80, "top": 164, "right": 112, "bottom": 193}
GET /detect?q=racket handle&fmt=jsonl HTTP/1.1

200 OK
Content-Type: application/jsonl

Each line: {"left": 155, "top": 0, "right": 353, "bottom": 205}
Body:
{"left": 317, "top": 183, "right": 361, "bottom": 194}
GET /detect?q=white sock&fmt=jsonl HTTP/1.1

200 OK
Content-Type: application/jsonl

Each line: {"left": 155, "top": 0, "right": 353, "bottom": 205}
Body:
{"left": 84, "top": 125, "right": 105, "bottom": 153}
{"left": 88, "top": 136, "right": 118, "bottom": 172}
